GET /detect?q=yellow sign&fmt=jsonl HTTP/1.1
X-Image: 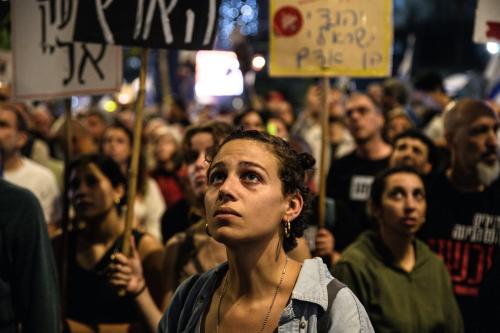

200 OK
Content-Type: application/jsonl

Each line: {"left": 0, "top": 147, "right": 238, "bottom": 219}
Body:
{"left": 269, "top": 0, "right": 393, "bottom": 77}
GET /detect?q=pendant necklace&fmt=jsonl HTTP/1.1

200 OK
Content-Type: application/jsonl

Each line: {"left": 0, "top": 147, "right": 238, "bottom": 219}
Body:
{"left": 216, "top": 255, "right": 288, "bottom": 333}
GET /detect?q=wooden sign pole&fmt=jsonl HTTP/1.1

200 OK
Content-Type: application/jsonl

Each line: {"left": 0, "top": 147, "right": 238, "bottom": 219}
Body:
{"left": 318, "top": 77, "right": 330, "bottom": 228}
{"left": 59, "top": 98, "right": 73, "bottom": 314}
{"left": 121, "top": 48, "right": 149, "bottom": 257}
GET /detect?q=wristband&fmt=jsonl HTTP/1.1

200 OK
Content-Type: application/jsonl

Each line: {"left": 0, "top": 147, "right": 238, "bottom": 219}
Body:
{"left": 131, "top": 283, "right": 147, "bottom": 298}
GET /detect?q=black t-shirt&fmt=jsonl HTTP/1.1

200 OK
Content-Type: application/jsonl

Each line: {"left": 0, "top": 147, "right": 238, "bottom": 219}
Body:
{"left": 326, "top": 151, "right": 389, "bottom": 250}
{"left": 420, "top": 173, "right": 500, "bottom": 332}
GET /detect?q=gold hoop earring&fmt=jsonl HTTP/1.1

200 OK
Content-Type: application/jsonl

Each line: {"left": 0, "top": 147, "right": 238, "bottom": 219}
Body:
{"left": 205, "top": 223, "right": 212, "bottom": 237}
{"left": 115, "top": 197, "right": 121, "bottom": 205}
{"left": 284, "top": 218, "right": 291, "bottom": 238}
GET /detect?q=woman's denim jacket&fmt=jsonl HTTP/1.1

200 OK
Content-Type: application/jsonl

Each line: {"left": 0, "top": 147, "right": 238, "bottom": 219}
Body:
{"left": 158, "top": 257, "right": 374, "bottom": 333}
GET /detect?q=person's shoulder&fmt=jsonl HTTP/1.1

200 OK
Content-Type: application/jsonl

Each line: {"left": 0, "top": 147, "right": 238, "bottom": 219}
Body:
{"left": 340, "top": 231, "right": 377, "bottom": 263}
{"left": 0, "top": 179, "right": 44, "bottom": 223}
{"left": 334, "top": 151, "right": 358, "bottom": 164}
{"left": 329, "top": 286, "right": 375, "bottom": 332}
{"left": 0, "top": 178, "right": 38, "bottom": 203}
{"left": 414, "top": 238, "right": 448, "bottom": 269}
{"left": 21, "top": 157, "right": 55, "bottom": 177}
{"left": 136, "top": 231, "right": 164, "bottom": 255}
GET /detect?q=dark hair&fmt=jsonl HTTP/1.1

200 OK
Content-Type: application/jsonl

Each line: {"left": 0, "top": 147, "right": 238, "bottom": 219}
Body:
{"left": 0, "top": 103, "right": 28, "bottom": 132}
{"left": 346, "top": 91, "right": 383, "bottom": 113}
{"left": 393, "top": 129, "right": 438, "bottom": 169}
{"left": 101, "top": 121, "right": 148, "bottom": 196}
{"left": 233, "top": 109, "right": 269, "bottom": 128}
{"left": 383, "top": 79, "right": 409, "bottom": 106}
{"left": 370, "top": 166, "right": 425, "bottom": 209}
{"left": 68, "top": 154, "right": 127, "bottom": 208}
{"left": 207, "top": 130, "right": 315, "bottom": 252}
{"left": 181, "top": 121, "right": 234, "bottom": 164}
{"left": 86, "top": 108, "right": 109, "bottom": 124}
{"left": 414, "top": 72, "right": 445, "bottom": 93}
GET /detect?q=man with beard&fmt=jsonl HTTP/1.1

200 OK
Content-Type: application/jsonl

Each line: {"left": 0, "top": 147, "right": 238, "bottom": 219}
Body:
{"left": 420, "top": 99, "right": 500, "bottom": 332}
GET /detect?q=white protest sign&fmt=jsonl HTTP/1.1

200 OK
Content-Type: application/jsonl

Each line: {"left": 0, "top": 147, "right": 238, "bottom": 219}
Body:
{"left": 12, "top": 1, "right": 122, "bottom": 100}
{"left": 269, "top": 0, "right": 392, "bottom": 77}
{"left": 474, "top": 0, "right": 500, "bottom": 44}
{"left": 0, "top": 50, "right": 12, "bottom": 85}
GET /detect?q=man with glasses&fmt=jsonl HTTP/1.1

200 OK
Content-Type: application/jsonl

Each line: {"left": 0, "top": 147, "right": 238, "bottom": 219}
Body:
{"left": 326, "top": 92, "right": 392, "bottom": 253}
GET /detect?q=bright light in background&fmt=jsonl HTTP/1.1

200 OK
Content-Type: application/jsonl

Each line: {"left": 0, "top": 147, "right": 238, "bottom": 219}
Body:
{"left": 195, "top": 51, "right": 244, "bottom": 98}
{"left": 252, "top": 54, "right": 266, "bottom": 71}
{"left": 103, "top": 100, "right": 118, "bottom": 113}
{"left": 486, "top": 42, "right": 499, "bottom": 55}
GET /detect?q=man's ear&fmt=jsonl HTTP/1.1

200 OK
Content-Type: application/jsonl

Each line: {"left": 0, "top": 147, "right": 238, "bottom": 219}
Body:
{"left": 284, "top": 192, "right": 304, "bottom": 222}
{"left": 423, "top": 161, "right": 432, "bottom": 174}
{"left": 15, "top": 131, "right": 28, "bottom": 150}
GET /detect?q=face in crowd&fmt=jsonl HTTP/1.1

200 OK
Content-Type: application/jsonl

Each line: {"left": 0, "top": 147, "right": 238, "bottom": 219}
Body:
{"left": 445, "top": 100, "right": 500, "bottom": 186}
{"left": 68, "top": 156, "right": 125, "bottom": 222}
{"left": 185, "top": 131, "right": 215, "bottom": 200}
{"left": 240, "top": 111, "right": 265, "bottom": 132}
{"left": 371, "top": 169, "right": 427, "bottom": 237}
{"left": 204, "top": 138, "right": 293, "bottom": 247}
{"left": 204, "top": 130, "right": 313, "bottom": 252}
{"left": 102, "top": 126, "right": 132, "bottom": 168}
{"left": 154, "top": 132, "right": 178, "bottom": 164}
{"left": 0, "top": 105, "right": 27, "bottom": 158}
{"left": 345, "top": 93, "right": 385, "bottom": 143}
{"left": 390, "top": 135, "right": 432, "bottom": 175}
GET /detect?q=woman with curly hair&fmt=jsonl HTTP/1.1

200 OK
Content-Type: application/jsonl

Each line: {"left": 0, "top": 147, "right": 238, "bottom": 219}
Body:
{"left": 158, "top": 130, "right": 373, "bottom": 332}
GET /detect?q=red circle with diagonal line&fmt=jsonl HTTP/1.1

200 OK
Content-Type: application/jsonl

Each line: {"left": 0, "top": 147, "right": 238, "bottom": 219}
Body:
{"left": 273, "top": 6, "right": 303, "bottom": 37}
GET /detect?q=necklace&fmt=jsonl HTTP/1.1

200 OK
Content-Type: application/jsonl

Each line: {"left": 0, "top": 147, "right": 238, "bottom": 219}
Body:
{"left": 216, "top": 255, "right": 288, "bottom": 333}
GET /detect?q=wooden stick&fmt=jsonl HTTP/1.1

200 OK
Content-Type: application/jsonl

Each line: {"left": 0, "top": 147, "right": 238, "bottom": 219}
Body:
{"left": 59, "top": 97, "right": 73, "bottom": 314}
{"left": 318, "top": 77, "right": 330, "bottom": 228}
{"left": 122, "top": 49, "right": 149, "bottom": 256}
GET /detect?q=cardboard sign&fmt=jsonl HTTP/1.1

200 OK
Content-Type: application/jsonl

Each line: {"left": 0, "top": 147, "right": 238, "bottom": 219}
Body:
{"left": 269, "top": 0, "right": 393, "bottom": 77}
{"left": 12, "top": 1, "right": 122, "bottom": 100}
{"left": 72, "top": 0, "right": 221, "bottom": 50}
{"left": 474, "top": 0, "right": 500, "bottom": 43}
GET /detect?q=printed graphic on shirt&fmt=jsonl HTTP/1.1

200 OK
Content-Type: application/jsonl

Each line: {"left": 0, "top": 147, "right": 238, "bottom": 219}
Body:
{"left": 427, "top": 213, "right": 500, "bottom": 297}
{"left": 349, "top": 175, "right": 374, "bottom": 201}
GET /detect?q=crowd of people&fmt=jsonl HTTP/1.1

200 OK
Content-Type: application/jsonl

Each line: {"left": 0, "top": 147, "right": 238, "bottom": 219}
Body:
{"left": 0, "top": 72, "right": 499, "bottom": 332}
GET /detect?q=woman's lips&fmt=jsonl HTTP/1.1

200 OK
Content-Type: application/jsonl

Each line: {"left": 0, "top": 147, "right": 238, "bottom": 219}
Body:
{"left": 213, "top": 207, "right": 242, "bottom": 218}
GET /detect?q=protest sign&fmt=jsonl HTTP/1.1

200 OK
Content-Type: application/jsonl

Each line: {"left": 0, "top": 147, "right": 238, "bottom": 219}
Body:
{"left": 269, "top": 0, "right": 392, "bottom": 77}
{"left": 474, "top": 0, "right": 500, "bottom": 43}
{"left": 72, "top": 0, "right": 221, "bottom": 50}
{"left": 12, "top": 1, "right": 122, "bottom": 100}
{"left": 0, "top": 50, "right": 11, "bottom": 85}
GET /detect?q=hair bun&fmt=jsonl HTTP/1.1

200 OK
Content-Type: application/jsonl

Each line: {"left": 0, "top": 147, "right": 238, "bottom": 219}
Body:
{"left": 298, "top": 152, "right": 315, "bottom": 170}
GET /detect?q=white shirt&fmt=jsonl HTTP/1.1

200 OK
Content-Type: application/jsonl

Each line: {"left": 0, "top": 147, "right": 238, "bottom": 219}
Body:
{"left": 4, "top": 157, "right": 61, "bottom": 224}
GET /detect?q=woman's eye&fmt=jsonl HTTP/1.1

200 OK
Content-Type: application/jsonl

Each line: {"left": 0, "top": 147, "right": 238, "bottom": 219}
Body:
{"left": 388, "top": 190, "right": 404, "bottom": 199}
{"left": 208, "top": 171, "right": 225, "bottom": 185}
{"left": 241, "top": 172, "right": 261, "bottom": 183}
{"left": 414, "top": 190, "right": 426, "bottom": 200}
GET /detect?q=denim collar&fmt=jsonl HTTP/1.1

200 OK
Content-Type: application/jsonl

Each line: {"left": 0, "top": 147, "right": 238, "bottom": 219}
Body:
{"left": 291, "top": 257, "right": 329, "bottom": 311}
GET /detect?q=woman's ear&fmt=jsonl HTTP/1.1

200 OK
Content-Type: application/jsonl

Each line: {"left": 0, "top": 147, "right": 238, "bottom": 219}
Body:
{"left": 285, "top": 192, "right": 304, "bottom": 222}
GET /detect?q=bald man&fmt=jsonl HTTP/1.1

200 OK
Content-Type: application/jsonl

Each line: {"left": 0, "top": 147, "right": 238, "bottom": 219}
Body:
{"left": 420, "top": 99, "right": 500, "bottom": 332}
